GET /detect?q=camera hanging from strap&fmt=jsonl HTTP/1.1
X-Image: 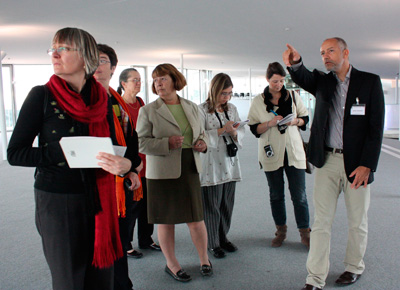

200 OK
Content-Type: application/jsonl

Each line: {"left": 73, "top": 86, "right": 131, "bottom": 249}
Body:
{"left": 215, "top": 111, "right": 238, "bottom": 157}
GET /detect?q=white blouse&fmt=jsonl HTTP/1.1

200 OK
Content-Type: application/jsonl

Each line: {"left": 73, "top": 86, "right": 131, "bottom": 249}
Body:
{"left": 198, "top": 102, "right": 245, "bottom": 187}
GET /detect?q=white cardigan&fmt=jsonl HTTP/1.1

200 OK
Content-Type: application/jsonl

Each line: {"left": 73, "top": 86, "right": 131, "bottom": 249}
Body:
{"left": 198, "top": 102, "right": 244, "bottom": 186}
{"left": 247, "top": 91, "right": 308, "bottom": 172}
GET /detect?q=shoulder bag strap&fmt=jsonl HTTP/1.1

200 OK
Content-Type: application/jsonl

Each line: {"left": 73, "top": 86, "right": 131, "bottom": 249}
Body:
{"left": 215, "top": 111, "right": 234, "bottom": 145}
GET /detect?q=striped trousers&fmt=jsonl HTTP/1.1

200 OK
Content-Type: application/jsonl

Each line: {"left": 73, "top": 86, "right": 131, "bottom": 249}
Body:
{"left": 201, "top": 181, "right": 236, "bottom": 249}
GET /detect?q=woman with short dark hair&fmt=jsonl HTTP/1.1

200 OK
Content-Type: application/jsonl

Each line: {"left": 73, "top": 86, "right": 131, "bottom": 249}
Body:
{"left": 137, "top": 63, "right": 212, "bottom": 282}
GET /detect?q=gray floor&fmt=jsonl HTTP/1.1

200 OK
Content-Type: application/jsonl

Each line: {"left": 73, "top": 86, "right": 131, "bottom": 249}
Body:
{"left": 1, "top": 130, "right": 400, "bottom": 290}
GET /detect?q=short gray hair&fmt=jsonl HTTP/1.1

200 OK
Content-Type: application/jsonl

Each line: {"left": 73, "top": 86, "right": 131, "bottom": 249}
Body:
{"left": 52, "top": 27, "right": 99, "bottom": 79}
{"left": 324, "top": 37, "right": 348, "bottom": 51}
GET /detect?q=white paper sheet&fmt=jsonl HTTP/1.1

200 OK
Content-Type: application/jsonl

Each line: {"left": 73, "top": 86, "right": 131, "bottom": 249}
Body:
{"left": 113, "top": 145, "right": 127, "bottom": 157}
{"left": 60, "top": 137, "right": 118, "bottom": 168}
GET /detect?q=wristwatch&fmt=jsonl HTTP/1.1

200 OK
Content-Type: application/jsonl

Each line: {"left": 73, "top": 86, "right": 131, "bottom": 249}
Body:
{"left": 118, "top": 172, "right": 129, "bottom": 178}
{"left": 119, "top": 168, "right": 138, "bottom": 178}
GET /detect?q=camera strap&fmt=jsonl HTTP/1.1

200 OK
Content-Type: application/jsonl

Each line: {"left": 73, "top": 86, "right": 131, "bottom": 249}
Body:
{"left": 215, "top": 111, "right": 235, "bottom": 145}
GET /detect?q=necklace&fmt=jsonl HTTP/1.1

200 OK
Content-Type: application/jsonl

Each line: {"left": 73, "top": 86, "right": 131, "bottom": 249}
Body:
{"left": 271, "top": 95, "right": 280, "bottom": 105}
{"left": 126, "top": 100, "right": 140, "bottom": 110}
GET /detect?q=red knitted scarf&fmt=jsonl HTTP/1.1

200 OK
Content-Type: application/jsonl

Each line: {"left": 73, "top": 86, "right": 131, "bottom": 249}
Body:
{"left": 46, "top": 75, "right": 123, "bottom": 268}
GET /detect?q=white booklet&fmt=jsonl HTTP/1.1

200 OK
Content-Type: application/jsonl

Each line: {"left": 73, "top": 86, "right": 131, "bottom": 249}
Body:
{"left": 277, "top": 113, "right": 295, "bottom": 125}
{"left": 233, "top": 119, "right": 250, "bottom": 129}
{"left": 221, "top": 120, "right": 249, "bottom": 137}
{"left": 60, "top": 137, "right": 126, "bottom": 168}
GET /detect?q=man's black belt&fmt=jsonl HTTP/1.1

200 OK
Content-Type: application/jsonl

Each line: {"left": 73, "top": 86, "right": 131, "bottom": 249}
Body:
{"left": 325, "top": 147, "right": 343, "bottom": 154}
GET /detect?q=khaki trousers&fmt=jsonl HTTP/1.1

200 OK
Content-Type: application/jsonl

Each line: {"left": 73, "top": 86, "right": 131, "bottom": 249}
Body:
{"left": 306, "top": 152, "right": 370, "bottom": 288}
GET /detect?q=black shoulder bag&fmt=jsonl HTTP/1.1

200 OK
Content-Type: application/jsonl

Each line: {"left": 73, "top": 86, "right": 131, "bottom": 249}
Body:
{"left": 215, "top": 111, "right": 238, "bottom": 157}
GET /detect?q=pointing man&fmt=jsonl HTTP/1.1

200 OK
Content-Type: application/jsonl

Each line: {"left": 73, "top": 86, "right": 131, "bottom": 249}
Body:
{"left": 283, "top": 37, "right": 385, "bottom": 290}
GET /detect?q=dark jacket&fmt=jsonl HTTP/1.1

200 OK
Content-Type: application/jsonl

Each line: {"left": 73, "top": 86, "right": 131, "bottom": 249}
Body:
{"left": 288, "top": 63, "right": 385, "bottom": 184}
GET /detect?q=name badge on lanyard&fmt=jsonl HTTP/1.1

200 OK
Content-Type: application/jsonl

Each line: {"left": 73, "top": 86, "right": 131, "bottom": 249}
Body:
{"left": 350, "top": 97, "right": 366, "bottom": 115}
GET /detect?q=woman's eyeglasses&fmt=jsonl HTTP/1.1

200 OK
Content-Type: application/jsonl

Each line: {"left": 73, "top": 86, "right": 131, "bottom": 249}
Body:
{"left": 47, "top": 47, "right": 79, "bottom": 56}
{"left": 127, "top": 78, "right": 141, "bottom": 83}
{"left": 221, "top": 92, "right": 233, "bottom": 97}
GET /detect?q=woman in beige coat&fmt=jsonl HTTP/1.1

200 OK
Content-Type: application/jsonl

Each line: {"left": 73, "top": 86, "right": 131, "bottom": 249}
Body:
{"left": 248, "top": 62, "right": 311, "bottom": 248}
{"left": 136, "top": 64, "right": 212, "bottom": 282}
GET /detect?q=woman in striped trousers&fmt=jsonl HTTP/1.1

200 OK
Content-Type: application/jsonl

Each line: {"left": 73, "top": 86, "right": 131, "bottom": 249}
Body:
{"left": 198, "top": 73, "right": 245, "bottom": 259}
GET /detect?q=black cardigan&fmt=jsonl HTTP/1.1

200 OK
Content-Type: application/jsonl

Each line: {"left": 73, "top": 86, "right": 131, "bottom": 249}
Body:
{"left": 7, "top": 83, "right": 118, "bottom": 194}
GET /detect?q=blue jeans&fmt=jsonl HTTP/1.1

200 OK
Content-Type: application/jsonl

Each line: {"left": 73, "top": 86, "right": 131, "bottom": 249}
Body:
{"left": 264, "top": 154, "right": 309, "bottom": 229}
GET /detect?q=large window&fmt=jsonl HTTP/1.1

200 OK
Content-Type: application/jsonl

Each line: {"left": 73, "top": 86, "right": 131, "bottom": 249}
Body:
{"left": 13, "top": 65, "right": 54, "bottom": 116}
{"left": 186, "top": 69, "right": 201, "bottom": 104}
{"left": 146, "top": 66, "right": 159, "bottom": 104}
{"left": 1, "top": 65, "right": 14, "bottom": 129}
{"left": 2, "top": 65, "right": 321, "bottom": 132}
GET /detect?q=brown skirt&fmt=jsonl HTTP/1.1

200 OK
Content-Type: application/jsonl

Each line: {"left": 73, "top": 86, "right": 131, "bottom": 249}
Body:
{"left": 147, "top": 149, "right": 204, "bottom": 224}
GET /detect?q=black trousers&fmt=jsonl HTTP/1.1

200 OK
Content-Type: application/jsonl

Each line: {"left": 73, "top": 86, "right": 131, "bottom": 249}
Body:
{"left": 34, "top": 189, "right": 113, "bottom": 290}
{"left": 114, "top": 183, "right": 136, "bottom": 290}
{"left": 127, "top": 177, "right": 154, "bottom": 249}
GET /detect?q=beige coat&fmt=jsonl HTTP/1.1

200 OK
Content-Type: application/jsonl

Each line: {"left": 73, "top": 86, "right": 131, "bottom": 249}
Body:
{"left": 137, "top": 97, "right": 208, "bottom": 179}
{"left": 247, "top": 91, "right": 308, "bottom": 172}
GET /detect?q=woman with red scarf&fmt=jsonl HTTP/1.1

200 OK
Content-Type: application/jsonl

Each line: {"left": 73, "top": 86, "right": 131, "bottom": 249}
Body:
{"left": 7, "top": 27, "right": 132, "bottom": 290}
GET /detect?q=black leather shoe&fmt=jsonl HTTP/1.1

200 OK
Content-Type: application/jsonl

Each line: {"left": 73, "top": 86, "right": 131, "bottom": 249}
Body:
{"left": 221, "top": 241, "right": 238, "bottom": 252}
{"left": 209, "top": 247, "right": 226, "bottom": 258}
{"left": 165, "top": 266, "right": 191, "bottom": 282}
{"left": 335, "top": 271, "right": 361, "bottom": 285}
{"left": 301, "top": 284, "right": 322, "bottom": 290}
{"left": 139, "top": 243, "right": 161, "bottom": 251}
{"left": 127, "top": 249, "right": 143, "bottom": 259}
{"left": 200, "top": 260, "right": 213, "bottom": 276}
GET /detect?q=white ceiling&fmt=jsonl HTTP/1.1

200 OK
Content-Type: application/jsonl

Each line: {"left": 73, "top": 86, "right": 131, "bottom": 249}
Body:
{"left": 1, "top": 0, "right": 400, "bottom": 79}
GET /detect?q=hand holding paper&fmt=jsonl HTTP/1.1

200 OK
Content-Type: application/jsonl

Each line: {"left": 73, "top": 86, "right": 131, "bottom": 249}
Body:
{"left": 60, "top": 137, "right": 115, "bottom": 168}
{"left": 96, "top": 152, "right": 132, "bottom": 176}
{"left": 276, "top": 113, "right": 294, "bottom": 125}
{"left": 221, "top": 120, "right": 249, "bottom": 137}
{"left": 232, "top": 119, "right": 249, "bottom": 128}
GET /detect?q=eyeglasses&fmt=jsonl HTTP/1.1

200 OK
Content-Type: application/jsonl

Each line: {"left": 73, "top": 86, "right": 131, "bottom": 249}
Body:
{"left": 221, "top": 92, "right": 233, "bottom": 97}
{"left": 47, "top": 47, "right": 79, "bottom": 56}
{"left": 127, "top": 78, "right": 141, "bottom": 83}
{"left": 99, "top": 59, "right": 111, "bottom": 65}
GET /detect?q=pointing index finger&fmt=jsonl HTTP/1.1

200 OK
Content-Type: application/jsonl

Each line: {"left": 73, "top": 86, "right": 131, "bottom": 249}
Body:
{"left": 286, "top": 43, "right": 296, "bottom": 52}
